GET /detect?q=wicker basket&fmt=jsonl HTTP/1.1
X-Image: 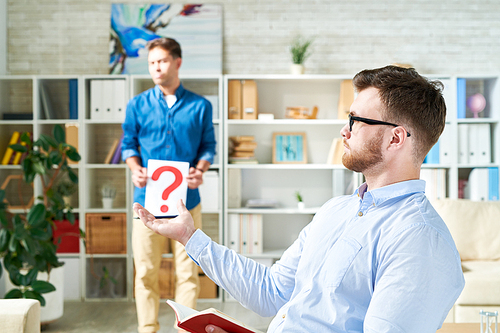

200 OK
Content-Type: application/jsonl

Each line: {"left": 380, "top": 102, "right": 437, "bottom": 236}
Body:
{"left": 85, "top": 213, "right": 126, "bottom": 254}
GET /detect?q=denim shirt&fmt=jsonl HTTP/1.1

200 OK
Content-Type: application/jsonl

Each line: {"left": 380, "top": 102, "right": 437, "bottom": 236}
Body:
{"left": 186, "top": 180, "right": 465, "bottom": 332}
{"left": 122, "top": 84, "right": 216, "bottom": 209}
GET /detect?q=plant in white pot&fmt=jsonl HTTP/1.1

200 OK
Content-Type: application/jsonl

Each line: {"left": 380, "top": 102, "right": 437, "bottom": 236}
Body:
{"left": 295, "top": 191, "right": 305, "bottom": 210}
{"left": 101, "top": 184, "right": 116, "bottom": 209}
{"left": 290, "top": 35, "right": 313, "bottom": 75}
{"left": 0, "top": 125, "right": 81, "bottom": 324}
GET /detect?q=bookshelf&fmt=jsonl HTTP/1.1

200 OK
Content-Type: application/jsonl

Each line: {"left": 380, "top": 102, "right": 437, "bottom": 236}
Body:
{"left": 223, "top": 75, "right": 363, "bottom": 273}
{"left": 1, "top": 73, "right": 499, "bottom": 304}
{"left": 0, "top": 74, "right": 224, "bottom": 303}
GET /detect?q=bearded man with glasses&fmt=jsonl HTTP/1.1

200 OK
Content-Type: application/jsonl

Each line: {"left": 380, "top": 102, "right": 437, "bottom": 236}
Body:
{"left": 134, "top": 66, "right": 464, "bottom": 333}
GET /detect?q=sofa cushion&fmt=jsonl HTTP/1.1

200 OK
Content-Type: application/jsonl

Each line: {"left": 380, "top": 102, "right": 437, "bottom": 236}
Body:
{"left": 432, "top": 199, "right": 500, "bottom": 261}
{"left": 457, "top": 260, "right": 500, "bottom": 305}
{"left": 0, "top": 299, "right": 40, "bottom": 333}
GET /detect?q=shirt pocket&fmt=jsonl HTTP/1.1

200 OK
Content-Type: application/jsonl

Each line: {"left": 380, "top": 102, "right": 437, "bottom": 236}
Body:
{"left": 323, "top": 237, "right": 362, "bottom": 288}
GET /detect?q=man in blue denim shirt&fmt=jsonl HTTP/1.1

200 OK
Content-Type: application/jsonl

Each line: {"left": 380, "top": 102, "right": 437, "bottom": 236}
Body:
{"left": 122, "top": 37, "right": 216, "bottom": 333}
{"left": 134, "top": 66, "right": 464, "bottom": 332}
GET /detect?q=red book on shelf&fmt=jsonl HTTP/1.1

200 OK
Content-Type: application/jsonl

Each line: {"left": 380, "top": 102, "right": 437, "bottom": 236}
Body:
{"left": 167, "top": 300, "right": 263, "bottom": 333}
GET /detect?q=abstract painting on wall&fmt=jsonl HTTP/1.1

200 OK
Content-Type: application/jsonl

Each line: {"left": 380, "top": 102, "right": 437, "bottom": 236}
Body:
{"left": 110, "top": 4, "right": 222, "bottom": 75}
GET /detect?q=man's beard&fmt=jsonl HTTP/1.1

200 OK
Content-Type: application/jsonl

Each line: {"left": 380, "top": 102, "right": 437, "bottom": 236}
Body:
{"left": 342, "top": 131, "right": 384, "bottom": 173}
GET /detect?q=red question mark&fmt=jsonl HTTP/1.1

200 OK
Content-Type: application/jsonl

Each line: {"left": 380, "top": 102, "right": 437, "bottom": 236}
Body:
{"left": 151, "top": 166, "right": 183, "bottom": 213}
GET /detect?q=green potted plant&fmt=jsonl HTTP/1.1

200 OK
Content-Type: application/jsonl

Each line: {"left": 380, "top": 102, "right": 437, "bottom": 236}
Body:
{"left": 295, "top": 191, "right": 305, "bottom": 210}
{"left": 0, "top": 125, "right": 81, "bottom": 322}
{"left": 290, "top": 35, "right": 313, "bottom": 75}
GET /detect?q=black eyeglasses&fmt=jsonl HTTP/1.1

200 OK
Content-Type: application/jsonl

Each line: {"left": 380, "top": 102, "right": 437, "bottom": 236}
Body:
{"left": 348, "top": 114, "right": 411, "bottom": 137}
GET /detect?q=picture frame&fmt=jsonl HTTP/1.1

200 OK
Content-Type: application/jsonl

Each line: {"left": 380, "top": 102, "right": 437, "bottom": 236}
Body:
{"left": 272, "top": 132, "right": 307, "bottom": 164}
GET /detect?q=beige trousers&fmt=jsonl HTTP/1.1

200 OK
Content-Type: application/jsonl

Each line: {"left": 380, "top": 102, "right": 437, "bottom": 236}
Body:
{"left": 132, "top": 204, "right": 202, "bottom": 333}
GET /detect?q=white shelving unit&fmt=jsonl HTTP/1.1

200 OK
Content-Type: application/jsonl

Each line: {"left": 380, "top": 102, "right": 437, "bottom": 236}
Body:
{"left": 223, "top": 75, "right": 363, "bottom": 270}
{"left": 1, "top": 73, "right": 499, "bottom": 304}
{"left": 0, "top": 74, "right": 224, "bottom": 302}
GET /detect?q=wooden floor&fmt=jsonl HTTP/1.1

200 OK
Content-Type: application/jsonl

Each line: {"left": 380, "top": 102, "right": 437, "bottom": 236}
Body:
{"left": 42, "top": 300, "right": 273, "bottom": 333}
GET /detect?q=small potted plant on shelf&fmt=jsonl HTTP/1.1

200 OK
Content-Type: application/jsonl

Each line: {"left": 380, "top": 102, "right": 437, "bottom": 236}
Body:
{"left": 0, "top": 125, "right": 81, "bottom": 323}
{"left": 295, "top": 191, "right": 305, "bottom": 210}
{"left": 101, "top": 184, "right": 116, "bottom": 209}
{"left": 290, "top": 35, "right": 313, "bottom": 75}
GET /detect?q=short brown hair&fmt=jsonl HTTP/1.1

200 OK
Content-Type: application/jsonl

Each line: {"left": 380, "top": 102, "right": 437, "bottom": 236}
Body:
{"left": 353, "top": 65, "right": 446, "bottom": 163}
{"left": 146, "top": 37, "right": 182, "bottom": 59}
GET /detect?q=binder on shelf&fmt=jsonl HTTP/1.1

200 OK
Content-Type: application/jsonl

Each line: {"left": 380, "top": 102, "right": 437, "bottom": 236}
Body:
{"left": 489, "top": 167, "right": 499, "bottom": 201}
{"left": 468, "top": 124, "right": 491, "bottom": 165}
{"left": 69, "top": 79, "right": 78, "bottom": 119}
{"left": 249, "top": 214, "right": 263, "bottom": 255}
{"left": 439, "top": 125, "right": 452, "bottom": 165}
{"left": 102, "top": 80, "right": 114, "bottom": 120}
{"left": 457, "top": 78, "right": 466, "bottom": 119}
{"left": 228, "top": 214, "right": 240, "bottom": 252}
{"left": 241, "top": 80, "right": 258, "bottom": 120}
{"left": 476, "top": 123, "right": 491, "bottom": 164}
{"left": 228, "top": 80, "right": 242, "bottom": 119}
{"left": 113, "top": 80, "right": 127, "bottom": 122}
{"left": 90, "top": 80, "right": 103, "bottom": 120}
{"left": 1, "top": 131, "right": 20, "bottom": 165}
{"left": 457, "top": 124, "right": 469, "bottom": 165}
{"left": 338, "top": 79, "right": 354, "bottom": 120}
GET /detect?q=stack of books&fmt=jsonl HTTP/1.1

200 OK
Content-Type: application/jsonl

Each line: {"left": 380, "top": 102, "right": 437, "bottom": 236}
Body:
{"left": 228, "top": 136, "right": 258, "bottom": 164}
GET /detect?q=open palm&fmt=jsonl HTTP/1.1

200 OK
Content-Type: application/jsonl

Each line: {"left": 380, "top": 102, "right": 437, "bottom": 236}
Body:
{"left": 133, "top": 200, "right": 196, "bottom": 246}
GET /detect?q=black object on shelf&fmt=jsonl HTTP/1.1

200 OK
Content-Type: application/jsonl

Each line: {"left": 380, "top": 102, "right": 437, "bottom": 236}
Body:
{"left": 2, "top": 113, "right": 33, "bottom": 120}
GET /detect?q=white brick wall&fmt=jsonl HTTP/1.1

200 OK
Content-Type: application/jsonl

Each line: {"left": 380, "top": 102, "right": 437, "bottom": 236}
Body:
{"left": 6, "top": 0, "right": 500, "bottom": 75}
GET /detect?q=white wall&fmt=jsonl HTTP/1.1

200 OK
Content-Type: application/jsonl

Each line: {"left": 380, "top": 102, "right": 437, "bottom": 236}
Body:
{"left": 5, "top": 0, "right": 500, "bottom": 75}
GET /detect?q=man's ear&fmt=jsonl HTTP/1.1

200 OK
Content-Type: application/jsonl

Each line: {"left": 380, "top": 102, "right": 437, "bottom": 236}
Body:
{"left": 388, "top": 127, "right": 408, "bottom": 149}
{"left": 176, "top": 57, "right": 182, "bottom": 70}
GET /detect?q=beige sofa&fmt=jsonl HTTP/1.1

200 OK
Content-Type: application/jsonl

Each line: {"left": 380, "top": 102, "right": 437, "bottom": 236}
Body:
{"left": 0, "top": 299, "right": 40, "bottom": 333}
{"left": 433, "top": 199, "right": 500, "bottom": 323}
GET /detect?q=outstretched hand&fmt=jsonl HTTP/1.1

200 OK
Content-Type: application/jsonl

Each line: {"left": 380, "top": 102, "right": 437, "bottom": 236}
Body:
{"left": 133, "top": 200, "right": 196, "bottom": 246}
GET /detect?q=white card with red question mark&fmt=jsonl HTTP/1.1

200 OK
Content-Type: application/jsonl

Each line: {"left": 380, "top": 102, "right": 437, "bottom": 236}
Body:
{"left": 145, "top": 159, "right": 189, "bottom": 218}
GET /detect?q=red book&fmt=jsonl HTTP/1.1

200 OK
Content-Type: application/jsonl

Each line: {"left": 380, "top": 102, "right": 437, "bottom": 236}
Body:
{"left": 167, "top": 300, "right": 263, "bottom": 333}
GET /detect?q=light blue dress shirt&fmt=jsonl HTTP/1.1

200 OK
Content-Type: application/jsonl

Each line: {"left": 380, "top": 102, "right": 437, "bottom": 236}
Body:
{"left": 121, "top": 84, "right": 216, "bottom": 210}
{"left": 186, "top": 180, "right": 465, "bottom": 332}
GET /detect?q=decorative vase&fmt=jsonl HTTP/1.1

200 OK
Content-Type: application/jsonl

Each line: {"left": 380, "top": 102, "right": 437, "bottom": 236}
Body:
{"left": 290, "top": 64, "right": 305, "bottom": 75}
{"left": 297, "top": 202, "right": 305, "bottom": 210}
{"left": 102, "top": 198, "right": 114, "bottom": 209}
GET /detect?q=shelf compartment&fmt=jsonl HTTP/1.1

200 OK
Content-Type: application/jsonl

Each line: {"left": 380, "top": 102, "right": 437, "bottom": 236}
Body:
{"left": 85, "top": 168, "right": 127, "bottom": 209}
{"left": 85, "top": 123, "right": 124, "bottom": 164}
{"left": 0, "top": 77, "right": 33, "bottom": 120}
{"left": 86, "top": 258, "right": 127, "bottom": 299}
{"left": 38, "top": 78, "right": 79, "bottom": 120}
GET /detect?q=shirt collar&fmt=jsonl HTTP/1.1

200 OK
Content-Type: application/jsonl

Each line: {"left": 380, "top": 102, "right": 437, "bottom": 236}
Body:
{"left": 154, "top": 83, "right": 185, "bottom": 101}
{"left": 353, "top": 179, "right": 425, "bottom": 206}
